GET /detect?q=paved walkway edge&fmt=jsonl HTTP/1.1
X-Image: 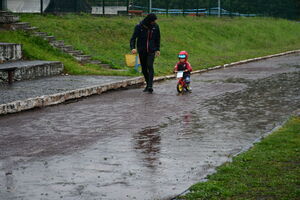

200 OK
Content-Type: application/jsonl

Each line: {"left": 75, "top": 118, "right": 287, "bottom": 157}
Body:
{"left": 1, "top": 49, "right": 300, "bottom": 115}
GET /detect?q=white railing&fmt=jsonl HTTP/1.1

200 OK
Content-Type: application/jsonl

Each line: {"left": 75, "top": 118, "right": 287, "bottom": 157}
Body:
{"left": 7, "top": 0, "right": 50, "bottom": 13}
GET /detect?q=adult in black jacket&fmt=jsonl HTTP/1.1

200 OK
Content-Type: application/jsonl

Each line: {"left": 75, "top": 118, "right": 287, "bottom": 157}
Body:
{"left": 130, "top": 13, "right": 160, "bottom": 93}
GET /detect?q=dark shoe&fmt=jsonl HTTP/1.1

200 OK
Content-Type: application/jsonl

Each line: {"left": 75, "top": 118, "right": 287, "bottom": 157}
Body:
{"left": 148, "top": 87, "right": 153, "bottom": 93}
{"left": 143, "top": 87, "right": 148, "bottom": 92}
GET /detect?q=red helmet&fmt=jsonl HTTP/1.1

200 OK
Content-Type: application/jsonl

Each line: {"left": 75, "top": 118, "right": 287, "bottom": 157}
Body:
{"left": 178, "top": 51, "right": 188, "bottom": 61}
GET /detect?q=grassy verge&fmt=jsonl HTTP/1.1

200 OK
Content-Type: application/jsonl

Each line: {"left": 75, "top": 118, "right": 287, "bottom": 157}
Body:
{"left": 2, "top": 14, "right": 300, "bottom": 76}
{"left": 0, "top": 30, "right": 137, "bottom": 76}
{"left": 180, "top": 116, "right": 300, "bottom": 200}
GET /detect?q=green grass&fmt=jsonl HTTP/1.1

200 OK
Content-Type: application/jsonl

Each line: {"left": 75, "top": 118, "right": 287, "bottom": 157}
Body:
{"left": 0, "top": 30, "right": 136, "bottom": 76}
{"left": 181, "top": 116, "right": 300, "bottom": 200}
{"left": 2, "top": 14, "right": 300, "bottom": 76}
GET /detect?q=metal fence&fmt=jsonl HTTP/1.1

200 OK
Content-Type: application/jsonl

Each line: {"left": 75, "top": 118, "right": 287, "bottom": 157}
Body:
{"left": 81, "top": 0, "right": 300, "bottom": 19}
{"left": 1, "top": 0, "right": 299, "bottom": 19}
{"left": 130, "top": 0, "right": 299, "bottom": 19}
{"left": 0, "top": 0, "right": 5, "bottom": 11}
{"left": 46, "top": 0, "right": 91, "bottom": 13}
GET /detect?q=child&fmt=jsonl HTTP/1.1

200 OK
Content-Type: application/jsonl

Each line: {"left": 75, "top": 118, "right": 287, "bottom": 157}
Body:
{"left": 174, "top": 51, "right": 193, "bottom": 90}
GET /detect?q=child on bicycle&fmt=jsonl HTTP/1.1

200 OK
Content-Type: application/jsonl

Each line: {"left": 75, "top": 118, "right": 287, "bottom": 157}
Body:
{"left": 174, "top": 51, "right": 193, "bottom": 89}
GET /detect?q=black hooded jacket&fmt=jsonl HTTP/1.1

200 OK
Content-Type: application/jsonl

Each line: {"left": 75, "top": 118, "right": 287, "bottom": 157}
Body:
{"left": 130, "top": 15, "right": 160, "bottom": 53}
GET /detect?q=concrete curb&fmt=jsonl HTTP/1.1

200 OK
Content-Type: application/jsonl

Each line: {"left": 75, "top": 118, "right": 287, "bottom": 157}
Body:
{"left": 191, "top": 49, "right": 300, "bottom": 75}
{"left": 1, "top": 49, "right": 300, "bottom": 115}
{"left": 0, "top": 77, "right": 144, "bottom": 115}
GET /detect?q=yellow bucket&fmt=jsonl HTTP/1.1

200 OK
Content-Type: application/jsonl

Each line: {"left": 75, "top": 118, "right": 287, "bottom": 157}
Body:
{"left": 125, "top": 54, "right": 140, "bottom": 67}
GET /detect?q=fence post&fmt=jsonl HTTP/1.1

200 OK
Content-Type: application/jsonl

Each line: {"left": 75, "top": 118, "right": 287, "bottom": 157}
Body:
{"left": 166, "top": 0, "right": 169, "bottom": 16}
{"left": 126, "top": 0, "right": 129, "bottom": 14}
{"left": 182, "top": 0, "right": 186, "bottom": 16}
{"left": 102, "top": 0, "right": 105, "bottom": 15}
{"left": 75, "top": 0, "right": 78, "bottom": 13}
{"left": 218, "top": 0, "right": 221, "bottom": 17}
{"left": 40, "top": 0, "right": 43, "bottom": 14}
{"left": 208, "top": 0, "right": 211, "bottom": 16}
{"left": 196, "top": 0, "right": 199, "bottom": 16}
{"left": 1, "top": 0, "right": 7, "bottom": 10}
{"left": 229, "top": 0, "right": 232, "bottom": 17}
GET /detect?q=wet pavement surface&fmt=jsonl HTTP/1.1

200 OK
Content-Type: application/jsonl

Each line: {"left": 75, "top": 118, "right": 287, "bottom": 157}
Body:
{"left": 0, "top": 75, "right": 130, "bottom": 104}
{"left": 0, "top": 53, "right": 299, "bottom": 200}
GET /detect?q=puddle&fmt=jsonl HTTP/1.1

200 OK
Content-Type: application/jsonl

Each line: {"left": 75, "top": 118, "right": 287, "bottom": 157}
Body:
{"left": 0, "top": 53, "right": 299, "bottom": 200}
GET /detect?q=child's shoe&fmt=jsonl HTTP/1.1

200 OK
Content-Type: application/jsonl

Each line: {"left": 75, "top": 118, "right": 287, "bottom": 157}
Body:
{"left": 186, "top": 85, "right": 192, "bottom": 92}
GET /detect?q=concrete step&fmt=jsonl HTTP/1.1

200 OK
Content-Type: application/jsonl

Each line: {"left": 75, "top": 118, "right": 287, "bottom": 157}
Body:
{"left": 61, "top": 45, "right": 74, "bottom": 52}
{"left": 43, "top": 36, "right": 56, "bottom": 42}
{"left": 88, "top": 60, "right": 102, "bottom": 65}
{"left": 0, "top": 15, "right": 19, "bottom": 24}
{"left": 49, "top": 40, "right": 65, "bottom": 48}
{"left": 66, "top": 50, "right": 83, "bottom": 56}
{"left": 74, "top": 55, "right": 92, "bottom": 63}
{"left": 24, "top": 26, "right": 38, "bottom": 32}
{"left": 25, "top": 27, "right": 108, "bottom": 67}
{"left": 10, "top": 22, "right": 30, "bottom": 30}
{"left": 0, "top": 60, "right": 64, "bottom": 83}
{"left": 10, "top": 22, "right": 29, "bottom": 30}
{"left": 0, "top": 11, "right": 9, "bottom": 16}
{"left": 33, "top": 31, "right": 48, "bottom": 37}
{"left": 100, "top": 64, "right": 112, "bottom": 69}
{"left": 0, "top": 43, "right": 22, "bottom": 63}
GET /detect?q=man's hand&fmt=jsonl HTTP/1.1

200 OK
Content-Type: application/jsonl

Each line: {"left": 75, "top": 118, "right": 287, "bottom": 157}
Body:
{"left": 155, "top": 51, "right": 160, "bottom": 57}
{"left": 131, "top": 49, "right": 137, "bottom": 54}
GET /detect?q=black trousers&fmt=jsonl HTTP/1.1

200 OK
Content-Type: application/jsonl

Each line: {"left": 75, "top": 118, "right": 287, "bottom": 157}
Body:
{"left": 139, "top": 51, "right": 155, "bottom": 88}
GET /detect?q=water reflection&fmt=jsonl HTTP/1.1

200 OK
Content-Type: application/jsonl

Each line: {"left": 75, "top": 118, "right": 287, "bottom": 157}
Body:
{"left": 183, "top": 112, "right": 192, "bottom": 125}
{"left": 2, "top": 158, "right": 15, "bottom": 192}
{"left": 133, "top": 127, "right": 161, "bottom": 169}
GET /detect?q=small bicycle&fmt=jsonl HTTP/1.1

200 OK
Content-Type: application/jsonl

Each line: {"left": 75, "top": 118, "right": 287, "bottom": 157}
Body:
{"left": 176, "top": 70, "right": 191, "bottom": 93}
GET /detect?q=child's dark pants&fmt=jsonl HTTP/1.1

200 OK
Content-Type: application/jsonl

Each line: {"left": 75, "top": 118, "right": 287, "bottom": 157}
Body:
{"left": 184, "top": 72, "right": 191, "bottom": 84}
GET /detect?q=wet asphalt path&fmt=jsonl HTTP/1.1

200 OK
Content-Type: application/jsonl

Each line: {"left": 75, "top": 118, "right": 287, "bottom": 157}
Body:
{"left": 0, "top": 53, "right": 299, "bottom": 200}
{"left": 0, "top": 75, "right": 130, "bottom": 105}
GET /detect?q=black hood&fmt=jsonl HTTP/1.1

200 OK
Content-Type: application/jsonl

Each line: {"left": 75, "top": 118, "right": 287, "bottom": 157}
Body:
{"left": 142, "top": 13, "right": 157, "bottom": 27}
